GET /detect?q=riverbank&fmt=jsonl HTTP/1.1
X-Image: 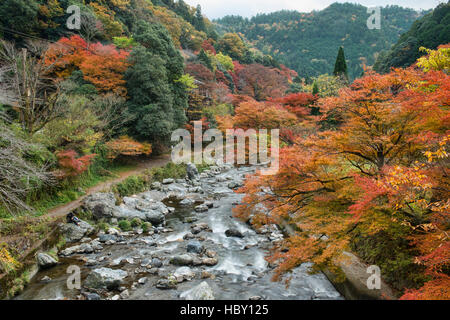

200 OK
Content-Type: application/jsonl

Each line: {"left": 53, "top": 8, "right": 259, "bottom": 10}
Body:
{"left": 0, "top": 155, "right": 171, "bottom": 298}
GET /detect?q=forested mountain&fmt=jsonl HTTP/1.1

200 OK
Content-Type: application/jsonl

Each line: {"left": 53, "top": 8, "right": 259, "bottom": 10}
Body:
{"left": 215, "top": 3, "right": 425, "bottom": 80}
{"left": 374, "top": 2, "right": 450, "bottom": 73}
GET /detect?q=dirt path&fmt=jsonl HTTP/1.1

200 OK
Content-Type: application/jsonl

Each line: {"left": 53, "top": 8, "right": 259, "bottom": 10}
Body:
{"left": 45, "top": 154, "right": 171, "bottom": 220}
{"left": 1, "top": 155, "right": 171, "bottom": 242}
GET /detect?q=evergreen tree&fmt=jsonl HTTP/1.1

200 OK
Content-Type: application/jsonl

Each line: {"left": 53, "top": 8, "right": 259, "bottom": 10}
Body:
{"left": 194, "top": 5, "right": 206, "bottom": 32}
{"left": 312, "top": 81, "right": 319, "bottom": 95}
{"left": 126, "top": 20, "right": 187, "bottom": 148}
{"left": 198, "top": 49, "right": 214, "bottom": 71}
{"left": 333, "top": 46, "right": 348, "bottom": 81}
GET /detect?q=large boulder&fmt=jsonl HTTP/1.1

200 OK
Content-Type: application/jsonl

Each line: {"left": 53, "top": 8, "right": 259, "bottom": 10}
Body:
{"left": 59, "top": 220, "right": 94, "bottom": 243}
{"left": 112, "top": 199, "right": 167, "bottom": 225}
{"left": 180, "top": 281, "right": 215, "bottom": 300}
{"left": 187, "top": 163, "right": 199, "bottom": 180}
{"left": 84, "top": 268, "right": 128, "bottom": 290}
{"left": 84, "top": 193, "right": 116, "bottom": 220}
{"left": 59, "top": 243, "right": 94, "bottom": 256}
{"left": 36, "top": 253, "right": 58, "bottom": 269}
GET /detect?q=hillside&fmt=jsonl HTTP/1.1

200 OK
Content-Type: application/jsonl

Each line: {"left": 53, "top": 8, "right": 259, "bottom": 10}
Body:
{"left": 0, "top": 0, "right": 295, "bottom": 217}
{"left": 374, "top": 1, "right": 450, "bottom": 73}
{"left": 215, "top": 2, "right": 425, "bottom": 80}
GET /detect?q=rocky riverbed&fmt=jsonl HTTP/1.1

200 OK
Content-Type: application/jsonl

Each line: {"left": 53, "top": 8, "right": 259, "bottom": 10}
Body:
{"left": 17, "top": 163, "right": 343, "bottom": 301}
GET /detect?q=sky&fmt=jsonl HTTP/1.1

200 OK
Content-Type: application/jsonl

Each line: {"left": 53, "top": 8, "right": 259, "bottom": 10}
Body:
{"left": 183, "top": 0, "right": 446, "bottom": 19}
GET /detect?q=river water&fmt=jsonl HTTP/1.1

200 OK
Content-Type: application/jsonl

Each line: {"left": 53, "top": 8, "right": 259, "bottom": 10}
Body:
{"left": 17, "top": 166, "right": 343, "bottom": 300}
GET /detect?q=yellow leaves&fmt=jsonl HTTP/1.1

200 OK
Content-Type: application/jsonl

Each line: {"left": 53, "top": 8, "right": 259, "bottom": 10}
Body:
{"left": 424, "top": 134, "right": 449, "bottom": 163}
{"left": 417, "top": 45, "right": 450, "bottom": 73}
{"left": 0, "top": 245, "right": 21, "bottom": 274}
{"left": 107, "top": 0, "right": 130, "bottom": 10}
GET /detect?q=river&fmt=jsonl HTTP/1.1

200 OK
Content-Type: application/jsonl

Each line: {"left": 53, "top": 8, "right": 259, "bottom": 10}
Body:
{"left": 17, "top": 165, "right": 343, "bottom": 300}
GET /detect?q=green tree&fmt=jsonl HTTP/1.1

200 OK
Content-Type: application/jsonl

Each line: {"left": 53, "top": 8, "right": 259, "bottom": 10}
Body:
{"left": 312, "top": 81, "right": 319, "bottom": 95}
{"left": 198, "top": 49, "right": 214, "bottom": 71}
{"left": 333, "top": 46, "right": 348, "bottom": 81}
{"left": 0, "top": 0, "right": 39, "bottom": 41}
{"left": 193, "top": 5, "right": 206, "bottom": 32}
{"left": 125, "top": 20, "right": 188, "bottom": 148}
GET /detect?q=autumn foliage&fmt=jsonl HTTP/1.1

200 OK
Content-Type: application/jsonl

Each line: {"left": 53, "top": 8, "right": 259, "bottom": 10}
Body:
{"left": 56, "top": 150, "right": 96, "bottom": 178}
{"left": 45, "top": 35, "right": 130, "bottom": 96}
{"left": 233, "top": 46, "right": 450, "bottom": 299}
{"left": 105, "top": 136, "right": 152, "bottom": 160}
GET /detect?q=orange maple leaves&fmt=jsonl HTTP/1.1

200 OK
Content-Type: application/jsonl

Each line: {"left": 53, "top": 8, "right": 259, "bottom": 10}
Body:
{"left": 233, "top": 51, "right": 450, "bottom": 298}
{"left": 105, "top": 136, "right": 152, "bottom": 160}
{"left": 45, "top": 35, "right": 130, "bottom": 96}
{"left": 55, "top": 150, "right": 96, "bottom": 178}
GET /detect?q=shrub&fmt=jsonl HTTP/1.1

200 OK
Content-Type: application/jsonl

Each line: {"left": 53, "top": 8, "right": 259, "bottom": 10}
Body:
{"left": 151, "top": 162, "right": 186, "bottom": 181}
{"left": 142, "top": 222, "right": 152, "bottom": 233}
{"left": 55, "top": 150, "right": 96, "bottom": 178}
{"left": 118, "top": 220, "right": 132, "bottom": 231}
{"left": 113, "top": 174, "right": 150, "bottom": 198}
{"left": 130, "top": 218, "right": 142, "bottom": 228}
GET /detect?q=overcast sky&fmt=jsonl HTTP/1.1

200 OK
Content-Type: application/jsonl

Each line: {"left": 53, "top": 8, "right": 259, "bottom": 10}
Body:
{"left": 184, "top": 0, "right": 445, "bottom": 19}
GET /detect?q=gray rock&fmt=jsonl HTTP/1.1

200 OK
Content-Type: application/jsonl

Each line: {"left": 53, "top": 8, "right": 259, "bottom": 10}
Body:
{"left": 225, "top": 229, "right": 244, "bottom": 238}
{"left": 195, "top": 204, "right": 209, "bottom": 212}
{"left": 174, "top": 267, "right": 195, "bottom": 282}
{"left": 204, "top": 201, "right": 214, "bottom": 208}
{"left": 205, "top": 250, "right": 217, "bottom": 258}
{"left": 186, "top": 241, "right": 204, "bottom": 254}
{"left": 201, "top": 258, "right": 218, "bottom": 266}
{"left": 84, "top": 193, "right": 116, "bottom": 220}
{"left": 120, "top": 289, "right": 130, "bottom": 299}
{"left": 180, "top": 281, "right": 215, "bottom": 300}
{"left": 99, "top": 234, "right": 118, "bottom": 243}
{"left": 145, "top": 211, "right": 165, "bottom": 225}
{"left": 179, "top": 198, "right": 195, "bottom": 206}
{"left": 59, "top": 220, "right": 94, "bottom": 243}
{"left": 59, "top": 243, "right": 94, "bottom": 256}
{"left": 36, "top": 253, "right": 58, "bottom": 269}
{"left": 183, "top": 217, "right": 198, "bottom": 224}
{"left": 90, "top": 239, "right": 103, "bottom": 251}
{"left": 151, "top": 258, "right": 163, "bottom": 268}
{"left": 140, "top": 258, "right": 151, "bottom": 267}
{"left": 188, "top": 186, "right": 203, "bottom": 193}
{"left": 151, "top": 182, "right": 162, "bottom": 190}
{"left": 84, "top": 267, "right": 128, "bottom": 290}
{"left": 170, "top": 254, "right": 194, "bottom": 266}
{"left": 40, "top": 276, "right": 52, "bottom": 283}
{"left": 156, "top": 278, "right": 177, "bottom": 290}
{"left": 85, "top": 259, "right": 98, "bottom": 267}
{"left": 228, "top": 181, "right": 244, "bottom": 189}
{"left": 183, "top": 232, "right": 195, "bottom": 240}
{"left": 84, "top": 292, "right": 101, "bottom": 300}
{"left": 191, "top": 223, "right": 211, "bottom": 232}
{"left": 187, "top": 163, "right": 199, "bottom": 180}
{"left": 138, "top": 277, "right": 148, "bottom": 285}
{"left": 162, "top": 178, "right": 174, "bottom": 185}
